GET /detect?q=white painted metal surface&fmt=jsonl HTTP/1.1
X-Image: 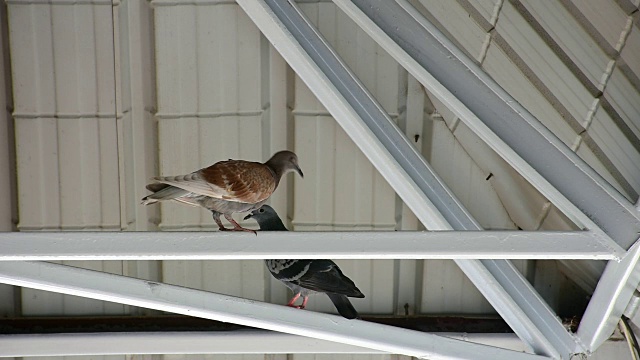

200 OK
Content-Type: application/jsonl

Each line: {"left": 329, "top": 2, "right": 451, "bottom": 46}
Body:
{"left": 5, "top": 0, "right": 140, "bottom": 320}
{"left": 0, "top": 261, "right": 547, "bottom": 360}
{"left": 152, "top": 0, "right": 274, "bottom": 230}
{"left": 336, "top": 0, "right": 640, "bottom": 248}
{"left": 517, "top": 0, "right": 611, "bottom": 91}
{"left": 9, "top": 0, "right": 122, "bottom": 231}
{"left": 578, "top": 242, "right": 640, "bottom": 351}
{"left": 1, "top": 0, "right": 639, "bottom": 359}
{"left": 0, "top": 332, "right": 383, "bottom": 356}
{"left": 238, "top": 0, "right": 453, "bottom": 232}
{"left": 329, "top": 1, "right": 589, "bottom": 357}
{"left": 0, "top": 230, "right": 620, "bottom": 260}
{"left": 257, "top": 1, "right": 588, "bottom": 358}
{"left": 332, "top": 7, "right": 635, "bottom": 354}
{"left": 0, "top": 331, "right": 535, "bottom": 356}
{"left": 0, "top": 7, "right": 13, "bottom": 235}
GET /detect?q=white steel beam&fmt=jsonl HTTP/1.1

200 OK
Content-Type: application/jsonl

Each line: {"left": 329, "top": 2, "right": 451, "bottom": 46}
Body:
{"left": 336, "top": 0, "right": 640, "bottom": 249}
{"left": 0, "top": 331, "right": 530, "bottom": 357}
{"left": 238, "top": 0, "right": 454, "bottom": 231}
{"left": 0, "top": 332, "right": 382, "bottom": 356}
{"left": 0, "top": 230, "right": 620, "bottom": 261}
{"left": 331, "top": 1, "right": 640, "bottom": 355}
{"left": 332, "top": 0, "right": 618, "bottom": 246}
{"left": 0, "top": 261, "right": 546, "bottom": 360}
{"left": 577, "top": 242, "right": 640, "bottom": 351}
{"left": 238, "top": 0, "right": 581, "bottom": 358}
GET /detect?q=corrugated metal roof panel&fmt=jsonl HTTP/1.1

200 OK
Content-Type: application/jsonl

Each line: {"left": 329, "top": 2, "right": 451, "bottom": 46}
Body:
{"left": 604, "top": 66, "right": 640, "bottom": 140}
{"left": 293, "top": 2, "right": 399, "bottom": 230}
{"left": 457, "top": 0, "right": 502, "bottom": 29}
{"left": 22, "top": 261, "right": 127, "bottom": 316}
{"left": 7, "top": 0, "right": 139, "bottom": 319}
{"left": 299, "top": 2, "right": 400, "bottom": 114}
{"left": 564, "top": 0, "right": 630, "bottom": 53}
{"left": 293, "top": 114, "right": 396, "bottom": 230}
{"left": 154, "top": 3, "right": 262, "bottom": 115}
{"left": 575, "top": 143, "right": 631, "bottom": 199}
{"left": 620, "top": 25, "right": 640, "bottom": 82}
{"left": 9, "top": 0, "right": 121, "bottom": 230}
{"left": 519, "top": 0, "right": 611, "bottom": 91}
{"left": 589, "top": 106, "right": 640, "bottom": 197}
{"left": 421, "top": 259, "right": 494, "bottom": 314}
{"left": 2, "top": 0, "right": 639, "bottom": 357}
{"left": 428, "top": 119, "right": 516, "bottom": 230}
{"left": 481, "top": 41, "right": 579, "bottom": 147}
{"left": 496, "top": 1, "right": 594, "bottom": 125}
{"left": 481, "top": 22, "right": 636, "bottom": 201}
{"left": 162, "top": 260, "right": 267, "bottom": 301}
{"left": 414, "top": 0, "right": 488, "bottom": 59}
{"left": 153, "top": 2, "right": 265, "bottom": 229}
{"left": 14, "top": 117, "right": 119, "bottom": 230}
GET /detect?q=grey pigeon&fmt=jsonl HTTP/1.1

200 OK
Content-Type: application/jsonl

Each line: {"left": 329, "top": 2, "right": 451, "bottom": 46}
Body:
{"left": 244, "top": 205, "right": 365, "bottom": 319}
{"left": 141, "top": 151, "right": 303, "bottom": 233}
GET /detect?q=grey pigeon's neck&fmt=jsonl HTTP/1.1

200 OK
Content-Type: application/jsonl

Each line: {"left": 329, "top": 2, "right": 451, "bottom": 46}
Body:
{"left": 255, "top": 216, "right": 288, "bottom": 231}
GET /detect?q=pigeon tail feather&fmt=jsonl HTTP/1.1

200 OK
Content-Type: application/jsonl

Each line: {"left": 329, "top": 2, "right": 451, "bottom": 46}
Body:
{"left": 141, "top": 185, "right": 190, "bottom": 205}
{"left": 327, "top": 293, "right": 359, "bottom": 320}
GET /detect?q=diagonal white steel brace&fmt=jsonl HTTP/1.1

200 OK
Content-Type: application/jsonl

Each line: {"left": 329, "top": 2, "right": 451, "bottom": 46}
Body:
{"left": 0, "top": 261, "right": 548, "bottom": 360}
{"left": 337, "top": 0, "right": 640, "bottom": 249}
{"left": 0, "top": 230, "right": 620, "bottom": 261}
{"left": 331, "top": 4, "right": 640, "bottom": 353}
{"left": 577, "top": 241, "right": 640, "bottom": 351}
{"left": 333, "top": 0, "right": 627, "bottom": 249}
{"left": 238, "top": 0, "right": 581, "bottom": 357}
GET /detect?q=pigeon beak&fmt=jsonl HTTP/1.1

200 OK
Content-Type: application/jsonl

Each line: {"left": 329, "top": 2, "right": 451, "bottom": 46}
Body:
{"left": 295, "top": 164, "right": 304, "bottom": 178}
{"left": 243, "top": 213, "right": 254, "bottom": 220}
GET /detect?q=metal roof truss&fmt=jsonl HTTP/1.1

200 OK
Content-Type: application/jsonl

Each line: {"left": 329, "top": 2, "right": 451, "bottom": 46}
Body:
{"left": 1, "top": 0, "right": 640, "bottom": 359}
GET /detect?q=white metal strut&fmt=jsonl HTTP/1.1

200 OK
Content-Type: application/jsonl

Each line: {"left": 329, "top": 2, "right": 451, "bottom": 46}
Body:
{"left": 328, "top": 0, "right": 640, "bottom": 352}
{"left": 0, "top": 332, "right": 530, "bottom": 357}
{"left": 0, "top": 230, "right": 620, "bottom": 261}
{"left": 236, "top": 0, "right": 583, "bottom": 357}
{"left": 0, "top": 261, "right": 547, "bottom": 360}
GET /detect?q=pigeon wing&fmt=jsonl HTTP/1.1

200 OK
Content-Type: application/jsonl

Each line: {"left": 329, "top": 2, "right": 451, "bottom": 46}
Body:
{"left": 149, "top": 172, "right": 223, "bottom": 199}
{"left": 148, "top": 160, "right": 276, "bottom": 204}
{"left": 294, "top": 260, "right": 365, "bottom": 298}
{"left": 200, "top": 160, "right": 277, "bottom": 204}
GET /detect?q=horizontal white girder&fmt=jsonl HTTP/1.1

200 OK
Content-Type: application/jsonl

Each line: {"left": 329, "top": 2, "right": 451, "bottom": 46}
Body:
{"left": 0, "top": 331, "right": 530, "bottom": 357}
{"left": 0, "top": 331, "right": 382, "bottom": 356}
{"left": 0, "top": 230, "right": 621, "bottom": 260}
{"left": 0, "top": 261, "right": 546, "bottom": 360}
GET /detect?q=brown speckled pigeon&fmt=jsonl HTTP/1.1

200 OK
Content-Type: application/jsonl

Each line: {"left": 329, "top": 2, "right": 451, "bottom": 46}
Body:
{"left": 142, "top": 151, "right": 303, "bottom": 233}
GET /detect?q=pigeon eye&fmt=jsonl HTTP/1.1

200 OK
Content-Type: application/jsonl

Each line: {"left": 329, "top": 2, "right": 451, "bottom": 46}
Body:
{"left": 259, "top": 208, "right": 265, "bottom": 213}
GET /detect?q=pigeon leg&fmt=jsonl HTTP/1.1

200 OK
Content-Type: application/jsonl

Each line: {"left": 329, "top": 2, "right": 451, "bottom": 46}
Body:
{"left": 299, "top": 295, "right": 309, "bottom": 309}
{"left": 286, "top": 293, "right": 301, "bottom": 308}
{"left": 223, "top": 214, "right": 257, "bottom": 235}
{"left": 211, "top": 212, "right": 229, "bottom": 231}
